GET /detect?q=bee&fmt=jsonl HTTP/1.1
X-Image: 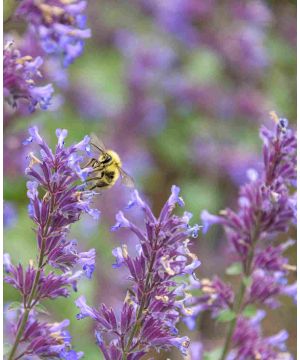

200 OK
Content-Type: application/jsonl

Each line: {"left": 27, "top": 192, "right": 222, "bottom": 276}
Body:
{"left": 84, "top": 133, "right": 135, "bottom": 191}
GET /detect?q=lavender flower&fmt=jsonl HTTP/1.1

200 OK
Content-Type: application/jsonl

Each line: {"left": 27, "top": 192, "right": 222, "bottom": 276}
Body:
{"left": 5, "top": 127, "right": 99, "bottom": 360}
{"left": 6, "top": 308, "right": 83, "bottom": 359}
{"left": 23, "top": 126, "right": 99, "bottom": 277}
{"left": 229, "top": 311, "right": 292, "bottom": 360}
{"left": 4, "top": 41, "right": 54, "bottom": 112}
{"left": 197, "top": 113, "right": 296, "bottom": 359}
{"left": 76, "top": 186, "right": 200, "bottom": 359}
{"left": 16, "top": 0, "right": 91, "bottom": 67}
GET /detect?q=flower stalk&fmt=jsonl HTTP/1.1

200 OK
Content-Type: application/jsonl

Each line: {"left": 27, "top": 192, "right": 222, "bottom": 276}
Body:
{"left": 5, "top": 127, "right": 99, "bottom": 360}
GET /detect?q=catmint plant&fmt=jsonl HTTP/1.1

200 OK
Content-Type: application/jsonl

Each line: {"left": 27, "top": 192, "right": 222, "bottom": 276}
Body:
{"left": 4, "top": 41, "right": 54, "bottom": 112}
{"left": 4, "top": 127, "right": 99, "bottom": 360}
{"left": 15, "top": 0, "right": 91, "bottom": 67}
{"left": 188, "top": 112, "right": 297, "bottom": 359}
{"left": 75, "top": 186, "right": 200, "bottom": 359}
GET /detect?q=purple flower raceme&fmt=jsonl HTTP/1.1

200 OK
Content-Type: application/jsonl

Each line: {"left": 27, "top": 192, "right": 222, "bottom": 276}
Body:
{"left": 195, "top": 113, "right": 296, "bottom": 359}
{"left": 76, "top": 186, "right": 200, "bottom": 359}
{"left": 16, "top": 0, "right": 91, "bottom": 67}
{"left": 229, "top": 311, "right": 292, "bottom": 360}
{"left": 6, "top": 308, "right": 84, "bottom": 360}
{"left": 3, "top": 40, "right": 54, "bottom": 112}
{"left": 4, "top": 127, "right": 99, "bottom": 360}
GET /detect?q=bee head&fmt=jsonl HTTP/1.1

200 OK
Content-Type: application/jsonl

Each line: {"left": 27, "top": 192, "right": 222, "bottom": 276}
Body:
{"left": 106, "top": 150, "right": 122, "bottom": 167}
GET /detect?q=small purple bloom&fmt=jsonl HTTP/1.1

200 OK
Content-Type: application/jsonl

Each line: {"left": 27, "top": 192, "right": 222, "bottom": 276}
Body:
{"left": 200, "top": 210, "right": 221, "bottom": 234}
{"left": 75, "top": 295, "right": 98, "bottom": 320}
{"left": 78, "top": 249, "right": 96, "bottom": 279}
{"left": 112, "top": 246, "right": 127, "bottom": 268}
{"left": 111, "top": 211, "right": 131, "bottom": 231}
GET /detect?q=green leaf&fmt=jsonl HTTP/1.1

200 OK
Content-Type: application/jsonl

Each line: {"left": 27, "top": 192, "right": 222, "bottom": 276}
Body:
{"left": 216, "top": 309, "right": 236, "bottom": 323}
{"left": 204, "top": 348, "right": 223, "bottom": 360}
{"left": 7, "top": 301, "right": 22, "bottom": 312}
{"left": 226, "top": 262, "right": 243, "bottom": 276}
{"left": 35, "top": 303, "right": 50, "bottom": 315}
{"left": 242, "top": 276, "right": 252, "bottom": 287}
{"left": 242, "top": 304, "right": 257, "bottom": 318}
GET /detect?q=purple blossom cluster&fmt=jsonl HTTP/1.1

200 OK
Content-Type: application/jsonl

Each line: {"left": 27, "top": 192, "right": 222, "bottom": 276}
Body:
{"left": 75, "top": 186, "right": 200, "bottom": 359}
{"left": 193, "top": 113, "right": 297, "bottom": 359}
{"left": 4, "top": 127, "right": 99, "bottom": 360}
{"left": 5, "top": 308, "right": 84, "bottom": 360}
{"left": 3, "top": 41, "right": 54, "bottom": 112}
{"left": 16, "top": 0, "right": 91, "bottom": 67}
{"left": 4, "top": 0, "right": 90, "bottom": 121}
{"left": 230, "top": 311, "right": 292, "bottom": 360}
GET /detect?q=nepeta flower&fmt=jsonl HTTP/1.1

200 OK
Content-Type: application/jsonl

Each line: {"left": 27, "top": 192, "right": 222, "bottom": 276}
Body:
{"left": 229, "top": 311, "right": 292, "bottom": 360}
{"left": 184, "top": 276, "right": 234, "bottom": 330}
{"left": 4, "top": 262, "right": 81, "bottom": 305}
{"left": 76, "top": 186, "right": 200, "bottom": 358}
{"left": 198, "top": 113, "right": 296, "bottom": 359}
{"left": 201, "top": 113, "right": 296, "bottom": 261}
{"left": 5, "top": 127, "right": 99, "bottom": 360}
{"left": 4, "top": 41, "right": 54, "bottom": 111}
{"left": 7, "top": 310, "right": 83, "bottom": 359}
{"left": 23, "top": 126, "right": 98, "bottom": 277}
{"left": 16, "top": 0, "right": 91, "bottom": 67}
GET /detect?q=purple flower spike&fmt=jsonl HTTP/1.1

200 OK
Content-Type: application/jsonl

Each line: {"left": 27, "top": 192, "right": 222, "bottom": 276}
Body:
{"left": 4, "top": 41, "right": 54, "bottom": 112}
{"left": 112, "top": 246, "right": 127, "bottom": 268}
{"left": 5, "top": 127, "right": 99, "bottom": 359}
{"left": 16, "top": 0, "right": 91, "bottom": 66}
{"left": 198, "top": 113, "right": 296, "bottom": 359}
{"left": 231, "top": 315, "right": 292, "bottom": 360}
{"left": 76, "top": 185, "right": 200, "bottom": 358}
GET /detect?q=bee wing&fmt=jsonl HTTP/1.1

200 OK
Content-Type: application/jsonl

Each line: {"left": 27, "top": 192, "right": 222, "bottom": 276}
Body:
{"left": 118, "top": 167, "right": 135, "bottom": 188}
{"left": 90, "top": 133, "right": 106, "bottom": 156}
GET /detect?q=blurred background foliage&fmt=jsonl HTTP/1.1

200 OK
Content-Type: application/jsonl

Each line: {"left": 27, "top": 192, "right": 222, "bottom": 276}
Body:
{"left": 4, "top": 0, "right": 296, "bottom": 358}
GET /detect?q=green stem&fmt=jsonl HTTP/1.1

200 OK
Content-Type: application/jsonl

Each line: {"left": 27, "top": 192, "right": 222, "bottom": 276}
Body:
{"left": 220, "top": 219, "right": 261, "bottom": 360}
{"left": 7, "top": 196, "right": 54, "bottom": 360}
{"left": 219, "top": 282, "right": 246, "bottom": 360}
{"left": 7, "top": 309, "right": 30, "bottom": 360}
{"left": 122, "top": 251, "right": 156, "bottom": 360}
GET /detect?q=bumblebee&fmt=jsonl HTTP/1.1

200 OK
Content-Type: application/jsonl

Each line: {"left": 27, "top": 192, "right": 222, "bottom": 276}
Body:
{"left": 84, "top": 134, "right": 135, "bottom": 191}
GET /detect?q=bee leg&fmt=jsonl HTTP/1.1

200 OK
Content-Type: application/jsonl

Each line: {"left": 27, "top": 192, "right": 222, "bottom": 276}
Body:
{"left": 82, "top": 158, "right": 98, "bottom": 168}
{"left": 88, "top": 168, "right": 104, "bottom": 176}
{"left": 85, "top": 176, "right": 104, "bottom": 183}
{"left": 89, "top": 181, "right": 109, "bottom": 191}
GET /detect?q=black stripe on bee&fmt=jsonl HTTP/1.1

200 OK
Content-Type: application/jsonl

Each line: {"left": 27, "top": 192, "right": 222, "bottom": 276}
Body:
{"left": 105, "top": 171, "right": 115, "bottom": 180}
{"left": 101, "top": 155, "right": 112, "bottom": 165}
